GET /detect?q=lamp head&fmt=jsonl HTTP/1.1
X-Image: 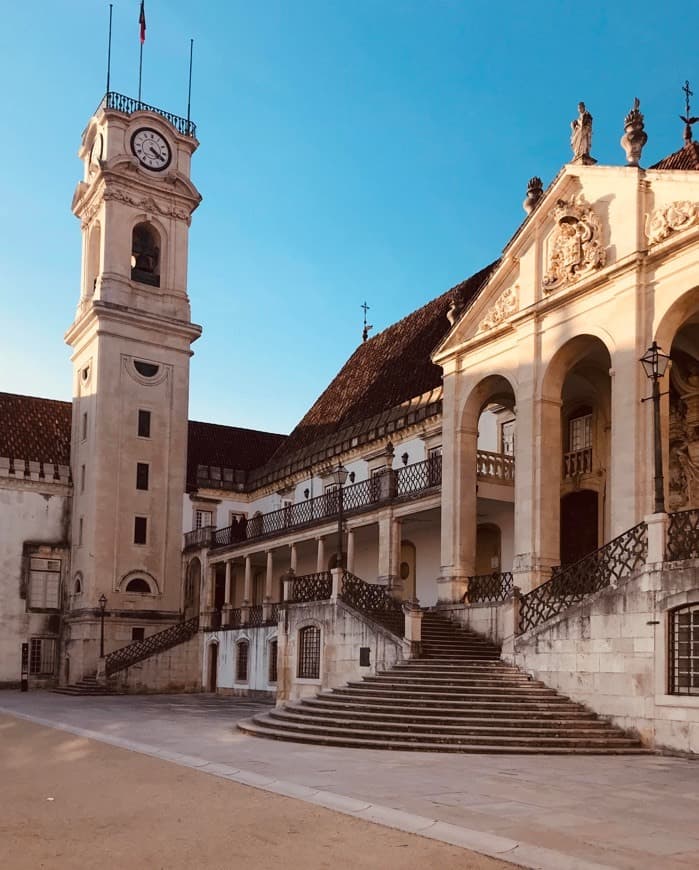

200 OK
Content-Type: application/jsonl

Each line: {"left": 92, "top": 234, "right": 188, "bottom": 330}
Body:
{"left": 640, "top": 341, "right": 670, "bottom": 380}
{"left": 98, "top": 593, "right": 107, "bottom": 611}
{"left": 334, "top": 464, "right": 349, "bottom": 486}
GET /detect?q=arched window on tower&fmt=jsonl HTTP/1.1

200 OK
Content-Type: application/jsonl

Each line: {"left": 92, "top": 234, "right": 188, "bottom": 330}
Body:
{"left": 86, "top": 222, "right": 101, "bottom": 297}
{"left": 131, "top": 222, "right": 161, "bottom": 287}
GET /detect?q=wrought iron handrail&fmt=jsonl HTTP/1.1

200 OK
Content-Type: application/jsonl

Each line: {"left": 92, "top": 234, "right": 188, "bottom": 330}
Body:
{"left": 518, "top": 522, "right": 647, "bottom": 634}
{"left": 667, "top": 508, "right": 699, "bottom": 561}
{"left": 98, "top": 91, "right": 196, "bottom": 137}
{"left": 247, "top": 604, "right": 265, "bottom": 627}
{"left": 105, "top": 616, "right": 199, "bottom": 676}
{"left": 339, "top": 571, "right": 405, "bottom": 637}
{"left": 465, "top": 571, "right": 513, "bottom": 604}
{"left": 287, "top": 572, "right": 333, "bottom": 603}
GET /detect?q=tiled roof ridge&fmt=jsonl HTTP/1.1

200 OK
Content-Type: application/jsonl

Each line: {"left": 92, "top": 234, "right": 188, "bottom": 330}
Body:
{"left": 0, "top": 390, "right": 71, "bottom": 407}
{"left": 649, "top": 141, "right": 699, "bottom": 171}
{"left": 188, "top": 418, "right": 286, "bottom": 440}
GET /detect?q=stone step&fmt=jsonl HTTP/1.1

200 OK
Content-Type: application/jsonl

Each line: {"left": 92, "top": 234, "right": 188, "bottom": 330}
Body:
{"left": 280, "top": 707, "right": 615, "bottom": 733}
{"left": 368, "top": 674, "right": 536, "bottom": 686}
{"left": 340, "top": 683, "right": 563, "bottom": 699}
{"left": 303, "top": 697, "right": 599, "bottom": 719}
{"left": 238, "top": 717, "right": 650, "bottom": 754}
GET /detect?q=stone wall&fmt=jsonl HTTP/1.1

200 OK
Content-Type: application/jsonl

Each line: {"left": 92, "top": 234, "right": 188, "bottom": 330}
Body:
{"left": 110, "top": 632, "right": 203, "bottom": 693}
{"left": 202, "top": 625, "right": 277, "bottom": 699}
{"left": 449, "top": 561, "right": 699, "bottom": 755}
{"left": 277, "top": 600, "right": 404, "bottom": 702}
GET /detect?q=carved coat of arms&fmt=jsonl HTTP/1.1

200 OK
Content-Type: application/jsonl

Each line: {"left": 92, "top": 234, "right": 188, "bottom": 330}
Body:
{"left": 542, "top": 195, "right": 606, "bottom": 292}
{"left": 646, "top": 201, "right": 699, "bottom": 245}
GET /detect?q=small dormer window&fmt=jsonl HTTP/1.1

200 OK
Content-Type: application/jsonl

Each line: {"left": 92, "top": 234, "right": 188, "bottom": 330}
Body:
{"left": 131, "top": 222, "right": 160, "bottom": 287}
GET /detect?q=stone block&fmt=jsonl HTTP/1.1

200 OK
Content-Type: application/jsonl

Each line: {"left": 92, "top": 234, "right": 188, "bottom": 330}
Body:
{"left": 575, "top": 653, "right": 600, "bottom": 673}
{"left": 632, "top": 637, "right": 654, "bottom": 653}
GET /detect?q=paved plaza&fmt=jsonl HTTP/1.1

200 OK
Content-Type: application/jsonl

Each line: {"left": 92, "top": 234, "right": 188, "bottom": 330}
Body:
{"left": 1, "top": 691, "right": 698, "bottom": 870}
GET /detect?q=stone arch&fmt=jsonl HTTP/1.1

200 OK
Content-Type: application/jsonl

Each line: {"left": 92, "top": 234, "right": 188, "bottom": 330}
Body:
{"left": 118, "top": 570, "right": 159, "bottom": 595}
{"left": 460, "top": 372, "right": 518, "bottom": 431}
{"left": 541, "top": 331, "right": 615, "bottom": 403}
{"left": 653, "top": 284, "right": 699, "bottom": 352}
{"left": 130, "top": 220, "right": 162, "bottom": 287}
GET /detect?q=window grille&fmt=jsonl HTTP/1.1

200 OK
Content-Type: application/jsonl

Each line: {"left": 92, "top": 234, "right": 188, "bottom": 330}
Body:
{"left": 236, "top": 640, "right": 249, "bottom": 682}
{"left": 670, "top": 603, "right": 699, "bottom": 695}
{"left": 29, "top": 558, "right": 61, "bottom": 610}
{"left": 29, "top": 637, "right": 56, "bottom": 675}
{"left": 569, "top": 413, "right": 592, "bottom": 452}
{"left": 297, "top": 626, "right": 321, "bottom": 679}
{"left": 268, "top": 639, "right": 278, "bottom": 684}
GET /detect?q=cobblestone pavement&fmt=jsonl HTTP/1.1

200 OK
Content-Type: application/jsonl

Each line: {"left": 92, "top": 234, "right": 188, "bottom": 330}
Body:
{"left": 2, "top": 691, "right": 698, "bottom": 870}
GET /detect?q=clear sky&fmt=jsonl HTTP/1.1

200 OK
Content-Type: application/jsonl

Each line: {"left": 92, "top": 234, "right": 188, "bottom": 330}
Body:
{"left": 1, "top": 1, "right": 697, "bottom": 434}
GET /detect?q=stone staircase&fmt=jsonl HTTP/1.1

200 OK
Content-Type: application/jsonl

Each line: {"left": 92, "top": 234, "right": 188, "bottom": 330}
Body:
{"left": 53, "top": 673, "right": 117, "bottom": 696}
{"left": 238, "top": 611, "right": 649, "bottom": 753}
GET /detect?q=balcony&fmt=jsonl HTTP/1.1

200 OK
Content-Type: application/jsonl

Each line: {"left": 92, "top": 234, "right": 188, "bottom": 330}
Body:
{"left": 97, "top": 91, "right": 197, "bottom": 138}
{"left": 209, "top": 450, "right": 514, "bottom": 551}
{"left": 563, "top": 448, "right": 593, "bottom": 478}
{"left": 183, "top": 525, "right": 214, "bottom": 550}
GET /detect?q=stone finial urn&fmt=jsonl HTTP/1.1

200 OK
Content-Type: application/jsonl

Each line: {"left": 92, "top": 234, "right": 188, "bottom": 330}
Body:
{"left": 620, "top": 97, "right": 647, "bottom": 166}
{"left": 523, "top": 176, "right": 544, "bottom": 214}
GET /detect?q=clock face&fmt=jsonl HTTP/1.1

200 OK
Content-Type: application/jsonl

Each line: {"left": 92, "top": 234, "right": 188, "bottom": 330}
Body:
{"left": 130, "top": 128, "right": 171, "bottom": 171}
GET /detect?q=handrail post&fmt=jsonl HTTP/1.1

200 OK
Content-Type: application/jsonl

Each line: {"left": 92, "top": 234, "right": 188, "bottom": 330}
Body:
{"left": 512, "top": 585, "right": 522, "bottom": 636}
{"left": 331, "top": 568, "right": 342, "bottom": 602}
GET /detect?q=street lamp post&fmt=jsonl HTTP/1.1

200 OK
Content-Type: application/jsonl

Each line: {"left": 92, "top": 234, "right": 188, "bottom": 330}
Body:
{"left": 333, "top": 464, "right": 349, "bottom": 569}
{"left": 98, "top": 594, "right": 108, "bottom": 658}
{"left": 640, "top": 341, "right": 670, "bottom": 514}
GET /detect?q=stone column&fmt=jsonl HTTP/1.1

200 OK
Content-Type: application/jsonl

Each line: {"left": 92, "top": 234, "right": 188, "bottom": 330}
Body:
{"left": 346, "top": 528, "right": 356, "bottom": 574}
{"left": 222, "top": 559, "right": 233, "bottom": 626}
{"left": 316, "top": 536, "right": 325, "bottom": 573}
{"left": 263, "top": 550, "right": 274, "bottom": 621}
{"left": 241, "top": 555, "right": 252, "bottom": 626}
{"left": 377, "top": 511, "right": 401, "bottom": 590}
{"left": 289, "top": 542, "right": 298, "bottom": 574}
{"left": 202, "top": 564, "right": 218, "bottom": 629}
{"left": 438, "top": 414, "right": 478, "bottom": 602}
{"left": 609, "top": 353, "right": 645, "bottom": 534}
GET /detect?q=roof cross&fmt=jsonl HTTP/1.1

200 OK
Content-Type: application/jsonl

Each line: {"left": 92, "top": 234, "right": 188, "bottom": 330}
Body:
{"left": 680, "top": 80, "right": 698, "bottom": 144}
{"left": 361, "top": 301, "right": 373, "bottom": 343}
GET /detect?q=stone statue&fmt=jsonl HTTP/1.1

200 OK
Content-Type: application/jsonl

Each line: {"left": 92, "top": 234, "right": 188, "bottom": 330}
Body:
{"left": 570, "top": 102, "right": 596, "bottom": 165}
{"left": 620, "top": 98, "right": 647, "bottom": 166}
{"left": 523, "top": 176, "right": 544, "bottom": 214}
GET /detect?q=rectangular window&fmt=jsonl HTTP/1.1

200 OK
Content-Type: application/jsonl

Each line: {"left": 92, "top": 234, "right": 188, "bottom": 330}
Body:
{"left": 670, "top": 604, "right": 699, "bottom": 695}
{"left": 501, "top": 421, "right": 516, "bottom": 456}
{"left": 29, "top": 638, "right": 57, "bottom": 676}
{"left": 81, "top": 412, "right": 88, "bottom": 441}
{"left": 427, "top": 446, "right": 442, "bottom": 486}
{"left": 138, "top": 409, "right": 151, "bottom": 438}
{"left": 78, "top": 517, "right": 84, "bottom": 547}
{"left": 195, "top": 509, "right": 213, "bottom": 529}
{"left": 29, "top": 558, "right": 61, "bottom": 610}
{"left": 268, "top": 639, "right": 278, "bottom": 684}
{"left": 134, "top": 516, "right": 148, "bottom": 545}
{"left": 136, "top": 462, "right": 149, "bottom": 490}
{"left": 569, "top": 414, "right": 592, "bottom": 452}
{"left": 131, "top": 627, "right": 145, "bottom": 642}
{"left": 80, "top": 464, "right": 86, "bottom": 492}
{"left": 297, "top": 626, "right": 321, "bottom": 679}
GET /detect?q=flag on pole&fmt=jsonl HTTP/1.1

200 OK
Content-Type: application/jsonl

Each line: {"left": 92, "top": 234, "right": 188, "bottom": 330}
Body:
{"left": 139, "top": 1, "right": 146, "bottom": 44}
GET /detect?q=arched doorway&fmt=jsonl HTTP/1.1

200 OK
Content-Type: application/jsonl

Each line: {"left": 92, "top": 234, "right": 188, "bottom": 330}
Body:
{"left": 475, "top": 524, "right": 501, "bottom": 575}
{"left": 207, "top": 642, "right": 218, "bottom": 692}
{"left": 399, "top": 541, "right": 416, "bottom": 600}
{"left": 560, "top": 490, "right": 598, "bottom": 565}
{"left": 184, "top": 558, "right": 201, "bottom": 621}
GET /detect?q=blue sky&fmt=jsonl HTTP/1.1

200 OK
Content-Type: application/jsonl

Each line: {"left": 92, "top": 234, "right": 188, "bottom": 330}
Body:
{"left": 1, "top": 1, "right": 696, "bottom": 433}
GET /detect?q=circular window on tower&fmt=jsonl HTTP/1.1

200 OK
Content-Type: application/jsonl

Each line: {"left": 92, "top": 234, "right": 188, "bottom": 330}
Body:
{"left": 134, "top": 360, "right": 160, "bottom": 378}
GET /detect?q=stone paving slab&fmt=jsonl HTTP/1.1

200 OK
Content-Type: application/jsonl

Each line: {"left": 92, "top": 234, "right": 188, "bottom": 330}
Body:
{"left": 1, "top": 691, "right": 698, "bottom": 870}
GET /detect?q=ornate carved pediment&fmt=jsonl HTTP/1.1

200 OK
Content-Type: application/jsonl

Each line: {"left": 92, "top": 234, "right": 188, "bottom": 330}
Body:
{"left": 103, "top": 186, "right": 192, "bottom": 223}
{"left": 646, "top": 201, "right": 699, "bottom": 245}
{"left": 477, "top": 285, "right": 518, "bottom": 333}
{"left": 542, "top": 195, "right": 606, "bottom": 293}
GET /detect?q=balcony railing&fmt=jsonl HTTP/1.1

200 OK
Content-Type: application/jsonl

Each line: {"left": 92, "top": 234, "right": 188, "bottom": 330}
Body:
{"left": 98, "top": 91, "right": 196, "bottom": 137}
{"left": 465, "top": 571, "right": 513, "bottom": 604}
{"left": 184, "top": 525, "right": 214, "bottom": 550}
{"left": 476, "top": 450, "right": 514, "bottom": 482}
{"left": 563, "top": 448, "right": 593, "bottom": 478}
{"left": 666, "top": 508, "right": 699, "bottom": 561}
{"left": 211, "top": 456, "right": 445, "bottom": 549}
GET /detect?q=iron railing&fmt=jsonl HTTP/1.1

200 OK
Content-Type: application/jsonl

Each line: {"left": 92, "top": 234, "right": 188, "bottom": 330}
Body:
{"left": 340, "top": 571, "right": 405, "bottom": 637}
{"left": 666, "top": 508, "right": 699, "bottom": 562}
{"left": 98, "top": 91, "right": 197, "bottom": 137}
{"left": 268, "top": 602, "right": 280, "bottom": 624}
{"left": 105, "top": 616, "right": 199, "bottom": 676}
{"left": 563, "top": 448, "right": 593, "bottom": 478}
{"left": 518, "top": 522, "right": 647, "bottom": 634}
{"left": 247, "top": 605, "right": 265, "bottom": 628}
{"left": 476, "top": 450, "right": 514, "bottom": 482}
{"left": 287, "top": 572, "right": 333, "bottom": 603}
{"left": 465, "top": 571, "right": 513, "bottom": 604}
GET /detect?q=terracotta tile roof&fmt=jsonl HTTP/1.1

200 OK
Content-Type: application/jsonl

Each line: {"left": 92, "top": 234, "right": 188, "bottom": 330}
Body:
{"left": 0, "top": 392, "right": 72, "bottom": 466}
{"left": 0, "top": 391, "right": 285, "bottom": 486}
{"left": 186, "top": 420, "right": 286, "bottom": 488}
{"left": 261, "top": 262, "right": 496, "bottom": 474}
{"left": 650, "top": 141, "right": 699, "bottom": 171}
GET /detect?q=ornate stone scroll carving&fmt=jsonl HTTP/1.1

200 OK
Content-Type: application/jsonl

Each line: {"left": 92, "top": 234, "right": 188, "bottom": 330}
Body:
{"left": 669, "top": 358, "right": 699, "bottom": 510}
{"left": 645, "top": 201, "right": 699, "bottom": 245}
{"left": 103, "top": 186, "right": 192, "bottom": 223}
{"left": 477, "top": 285, "right": 518, "bottom": 333}
{"left": 542, "top": 195, "right": 606, "bottom": 292}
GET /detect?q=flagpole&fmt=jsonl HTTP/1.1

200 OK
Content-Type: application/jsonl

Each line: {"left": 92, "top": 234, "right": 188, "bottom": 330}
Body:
{"left": 187, "top": 39, "right": 194, "bottom": 126}
{"left": 138, "top": 42, "right": 143, "bottom": 103}
{"left": 106, "top": 4, "right": 113, "bottom": 94}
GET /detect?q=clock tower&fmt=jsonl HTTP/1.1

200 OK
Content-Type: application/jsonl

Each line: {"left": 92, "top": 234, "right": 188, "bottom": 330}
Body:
{"left": 65, "top": 94, "right": 202, "bottom": 681}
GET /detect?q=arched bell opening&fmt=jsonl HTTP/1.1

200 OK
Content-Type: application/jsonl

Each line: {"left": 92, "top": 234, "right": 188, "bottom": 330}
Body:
{"left": 130, "top": 222, "right": 161, "bottom": 287}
